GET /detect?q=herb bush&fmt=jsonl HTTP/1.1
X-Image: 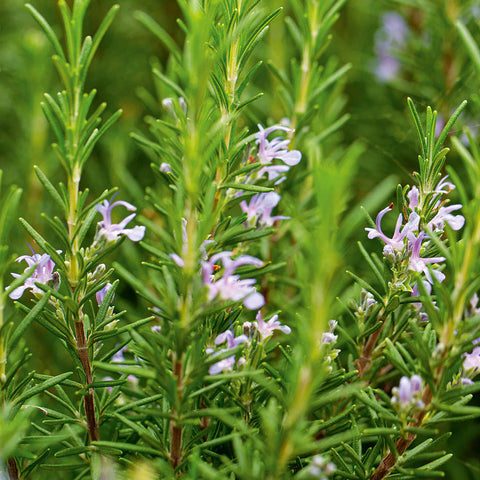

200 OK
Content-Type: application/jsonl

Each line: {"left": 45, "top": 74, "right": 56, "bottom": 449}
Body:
{"left": 1, "top": 0, "right": 480, "bottom": 479}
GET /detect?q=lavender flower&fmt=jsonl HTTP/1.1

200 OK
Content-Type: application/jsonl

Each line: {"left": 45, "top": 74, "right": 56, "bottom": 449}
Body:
{"left": 202, "top": 252, "right": 265, "bottom": 310}
{"left": 127, "top": 374, "right": 139, "bottom": 387}
{"left": 366, "top": 205, "right": 419, "bottom": 253}
{"left": 407, "top": 232, "right": 446, "bottom": 284}
{"left": 240, "top": 192, "right": 289, "bottom": 227}
{"left": 255, "top": 125, "right": 302, "bottom": 166}
{"left": 407, "top": 186, "right": 419, "bottom": 209}
{"left": 373, "top": 12, "right": 408, "bottom": 82}
{"left": 256, "top": 165, "right": 290, "bottom": 183}
{"left": 321, "top": 320, "right": 338, "bottom": 345}
{"left": 379, "top": 12, "right": 408, "bottom": 45}
{"left": 466, "top": 294, "right": 480, "bottom": 318}
{"left": 95, "top": 195, "right": 145, "bottom": 243}
{"left": 244, "top": 310, "right": 291, "bottom": 340}
{"left": 170, "top": 253, "right": 185, "bottom": 267}
{"left": 160, "top": 162, "right": 173, "bottom": 174}
{"left": 308, "top": 455, "right": 336, "bottom": 479}
{"left": 359, "top": 290, "right": 377, "bottom": 316}
{"left": 433, "top": 175, "right": 455, "bottom": 197}
{"left": 8, "top": 252, "right": 59, "bottom": 299}
{"left": 411, "top": 280, "right": 432, "bottom": 310}
{"left": 374, "top": 54, "right": 402, "bottom": 82}
{"left": 463, "top": 346, "right": 480, "bottom": 375}
{"left": 391, "top": 375, "right": 424, "bottom": 409}
{"left": 254, "top": 124, "right": 301, "bottom": 183}
{"left": 427, "top": 204, "right": 465, "bottom": 232}
{"left": 208, "top": 330, "right": 249, "bottom": 375}
{"left": 111, "top": 346, "right": 127, "bottom": 364}
{"left": 96, "top": 282, "right": 114, "bottom": 306}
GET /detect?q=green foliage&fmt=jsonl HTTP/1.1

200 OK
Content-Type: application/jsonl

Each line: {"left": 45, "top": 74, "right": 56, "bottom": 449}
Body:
{"left": 2, "top": 0, "right": 480, "bottom": 479}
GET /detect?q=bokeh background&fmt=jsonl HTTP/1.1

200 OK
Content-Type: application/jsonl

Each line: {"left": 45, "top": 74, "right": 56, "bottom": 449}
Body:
{"left": 1, "top": 0, "right": 480, "bottom": 477}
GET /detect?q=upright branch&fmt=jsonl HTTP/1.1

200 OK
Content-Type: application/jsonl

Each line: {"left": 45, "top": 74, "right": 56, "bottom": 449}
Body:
{"left": 170, "top": 356, "right": 184, "bottom": 469}
{"left": 361, "top": 101, "right": 472, "bottom": 479}
{"left": 24, "top": 0, "right": 123, "bottom": 448}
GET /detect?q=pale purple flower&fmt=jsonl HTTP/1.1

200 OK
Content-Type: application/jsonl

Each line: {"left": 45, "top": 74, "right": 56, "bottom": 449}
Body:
{"left": 433, "top": 175, "right": 455, "bottom": 196}
{"left": 112, "top": 346, "right": 127, "bottom": 364}
{"left": 160, "top": 162, "right": 172, "bottom": 174}
{"left": 96, "top": 282, "right": 114, "bottom": 306}
{"left": 366, "top": 205, "right": 419, "bottom": 252}
{"left": 202, "top": 252, "right": 265, "bottom": 310}
{"left": 151, "top": 325, "right": 162, "bottom": 333}
{"left": 309, "top": 455, "right": 336, "bottom": 478}
{"left": 461, "top": 338, "right": 480, "bottom": 383}
{"left": 256, "top": 165, "right": 290, "bottom": 184}
{"left": 411, "top": 280, "right": 432, "bottom": 310}
{"left": 392, "top": 375, "right": 424, "bottom": 408}
{"left": 380, "top": 12, "right": 408, "bottom": 45}
{"left": 255, "top": 124, "right": 302, "bottom": 167}
{"left": 374, "top": 54, "right": 402, "bottom": 82}
{"left": 169, "top": 253, "right": 185, "bottom": 267}
{"left": 463, "top": 346, "right": 480, "bottom": 373}
{"left": 208, "top": 357, "right": 235, "bottom": 375}
{"left": 208, "top": 330, "right": 249, "bottom": 375}
{"left": 250, "top": 310, "right": 291, "bottom": 340}
{"left": 408, "top": 232, "right": 446, "bottom": 283}
{"left": 407, "top": 186, "right": 419, "bottom": 209}
{"left": 427, "top": 204, "right": 465, "bottom": 231}
{"left": 373, "top": 12, "right": 408, "bottom": 82}
{"left": 8, "top": 252, "right": 59, "bottom": 299}
{"left": 322, "top": 319, "right": 338, "bottom": 345}
{"left": 321, "top": 332, "right": 337, "bottom": 344}
{"left": 240, "top": 192, "right": 289, "bottom": 227}
{"left": 360, "top": 290, "right": 376, "bottom": 315}
{"left": 467, "top": 294, "right": 480, "bottom": 318}
{"left": 96, "top": 196, "right": 145, "bottom": 242}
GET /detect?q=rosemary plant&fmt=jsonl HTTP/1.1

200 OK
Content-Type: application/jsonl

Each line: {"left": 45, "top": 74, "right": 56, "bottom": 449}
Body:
{"left": 2, "top": 0, "right": 480, "bottom": 479}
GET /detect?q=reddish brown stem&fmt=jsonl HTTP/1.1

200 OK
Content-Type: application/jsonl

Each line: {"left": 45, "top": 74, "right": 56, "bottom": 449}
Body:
{"left": 356, "top": 318, "right": 384, "bottom": 376}
{"left": 7, "top": 458, "right": 19, "bottom": 480}
{"left": 74, "top": 320, "right": 99, "bottom": 442}
{"left": 170, "top": 359, "right": 183, "bottom": 470}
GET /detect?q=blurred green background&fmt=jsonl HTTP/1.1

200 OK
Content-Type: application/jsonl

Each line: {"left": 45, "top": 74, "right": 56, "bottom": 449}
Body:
{"left": 1, "top": 0, "right": 480, "bottom": 477}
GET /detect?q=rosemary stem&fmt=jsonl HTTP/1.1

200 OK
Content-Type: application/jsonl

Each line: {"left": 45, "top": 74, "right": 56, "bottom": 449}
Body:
{"left": 74, "top": 319, "right": 99, "bottom": 442}
{"left": 170, "top": 357, "right": 184, "bottom": 470}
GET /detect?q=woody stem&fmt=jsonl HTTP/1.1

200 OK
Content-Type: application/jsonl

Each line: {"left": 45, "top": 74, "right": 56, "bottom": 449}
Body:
{"left": 74, "top": 319, "right": 99, "bottom": 442}
{"left": 170, "top": 357, "right": 183, "bottom": 470}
